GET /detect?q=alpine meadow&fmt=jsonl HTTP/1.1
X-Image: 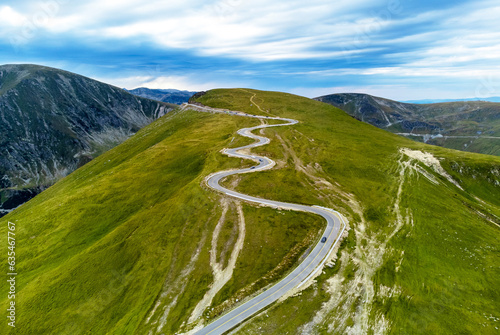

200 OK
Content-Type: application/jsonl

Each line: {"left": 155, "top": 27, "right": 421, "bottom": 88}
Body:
{"left": 1, "top": 89, "right": 498, "bottom": 334}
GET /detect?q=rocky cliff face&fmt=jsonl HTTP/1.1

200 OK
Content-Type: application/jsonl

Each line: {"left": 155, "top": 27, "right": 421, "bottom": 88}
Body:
{"left": 0, "top": 64, "right": 176, "bottom": 215}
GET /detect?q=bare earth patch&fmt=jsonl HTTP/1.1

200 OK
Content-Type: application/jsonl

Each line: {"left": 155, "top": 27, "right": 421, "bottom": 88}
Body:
{"left": 400, "top": 148, "right": 463, "bottom": 189}
{"left": 300, "top": 152, "right": 415, "bottom": 335}
{"left": 188, "top": 199, "right": 246, "bottom": 326}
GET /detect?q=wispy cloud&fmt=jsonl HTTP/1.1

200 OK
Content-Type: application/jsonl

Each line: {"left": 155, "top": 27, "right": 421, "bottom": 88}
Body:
{"left": 0, "top": 0, "right": 498, "bottom": 100}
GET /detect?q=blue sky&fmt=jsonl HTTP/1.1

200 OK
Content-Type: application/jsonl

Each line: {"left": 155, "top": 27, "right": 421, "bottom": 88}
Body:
{"left": 0, "top": 0, "right": 499, "bottom": 100}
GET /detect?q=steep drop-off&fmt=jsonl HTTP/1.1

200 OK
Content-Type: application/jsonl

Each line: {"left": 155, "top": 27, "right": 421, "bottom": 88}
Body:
{"left": 0, "top": 64, "right": 176, "bottom": 215}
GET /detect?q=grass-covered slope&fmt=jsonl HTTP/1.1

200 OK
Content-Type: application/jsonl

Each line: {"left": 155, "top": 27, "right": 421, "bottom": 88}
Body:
{"left": 0, "top": 88, "right": 498, "bottom": 334}
{"left": 315, "top": 93, "right": 500, "bottom": 156}
{"left": 195, "top": 89, "right": 500, "bottom": 334}
{"left": 0, "top": 106, "right": 321, "bottom": 334}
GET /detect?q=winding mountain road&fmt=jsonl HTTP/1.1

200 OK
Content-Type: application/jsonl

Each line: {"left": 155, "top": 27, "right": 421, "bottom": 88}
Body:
{"left": 182, "top": 103, "right": 346, "bottom": 335}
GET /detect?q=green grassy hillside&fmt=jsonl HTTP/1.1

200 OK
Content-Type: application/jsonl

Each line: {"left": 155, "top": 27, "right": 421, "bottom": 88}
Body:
{"left": 1, "top": 89, "right": 498, "bottom": 334}
{"left": 196, "top": 89, "right": 500, "bottom": 334}
{"left": 315, "top": 93, "right": 500, "bottom": 156}
{"left": 0, "top": 107, "right": 322, "bottom": 334}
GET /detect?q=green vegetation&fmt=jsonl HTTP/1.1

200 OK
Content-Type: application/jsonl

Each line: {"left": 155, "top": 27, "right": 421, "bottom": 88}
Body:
{"left": 0, "top": 108, "right": 322, "bottom": 334}
{"left": 316, "top": 93, "right": 500, "bottom": 156}
{"left": 196, "top": 89, "right": 500, "bottom": 334}
{"left": 208, "top": 206, "right": 322, "bottom": 319}
{"left": 0, "top": 88, "right": 498, "bottom": 334}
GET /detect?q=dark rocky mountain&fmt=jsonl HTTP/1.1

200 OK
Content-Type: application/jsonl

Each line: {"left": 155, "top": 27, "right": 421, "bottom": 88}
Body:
{"left": 315, "top": 93, "right": 500, "bottom": 156}
{"left": 0, "top": 64, "right": 176, "bottom": 216}
{"left": 127, "top": 87, "right": 196, "bottom": 104}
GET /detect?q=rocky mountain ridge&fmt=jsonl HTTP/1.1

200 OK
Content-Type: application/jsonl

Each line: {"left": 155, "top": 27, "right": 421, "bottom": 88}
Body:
{"left": 0, "top": 64, "right": 176, "bottom": 215}
{"left": 315, "top": 93, "right": 500, "bottom": 155}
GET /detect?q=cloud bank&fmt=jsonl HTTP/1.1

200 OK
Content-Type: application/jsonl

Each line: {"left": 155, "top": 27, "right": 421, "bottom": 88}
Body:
{"left": 0, "top": 0, "right": 498, "bottom": 100}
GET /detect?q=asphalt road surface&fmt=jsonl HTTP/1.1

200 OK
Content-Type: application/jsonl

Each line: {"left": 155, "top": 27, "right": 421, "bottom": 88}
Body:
{"left": 183, "top": 104, "right": 346, "bottom": 335}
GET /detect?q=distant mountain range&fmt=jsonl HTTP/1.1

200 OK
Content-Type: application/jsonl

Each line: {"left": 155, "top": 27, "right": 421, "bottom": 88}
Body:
{"left": 0, "top": 64, "right": 176, "bottom": 216}
{"left": 126, "top": 87, "right": 197, "bottom": 104}
{"left": 315, "top": 93, "right": 500, "bottom": 156}
{"left": 404, "top": 97, "right": 500, "bottom": 104}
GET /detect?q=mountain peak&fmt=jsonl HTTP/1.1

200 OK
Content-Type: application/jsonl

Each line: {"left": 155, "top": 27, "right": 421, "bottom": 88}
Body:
{"left": 0, "top": 64, "right": 176, "bottom": 215}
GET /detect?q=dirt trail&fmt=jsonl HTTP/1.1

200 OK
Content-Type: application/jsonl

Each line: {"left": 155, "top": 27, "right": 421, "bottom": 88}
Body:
{"left": 302, "top": 153, "right": 414, "bottom": 334}
{"left": 239, "top": 89, "right": 271, "bottom": 115}
{"left": 188, "top": 199, "right": 246, "bottom": 325}
{"left": 275, "top": 133, "right": 348, "bottom": 204}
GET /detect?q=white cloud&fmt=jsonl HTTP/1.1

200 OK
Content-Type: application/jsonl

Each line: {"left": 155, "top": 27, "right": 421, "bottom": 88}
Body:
{"left": 4, "top": 0, "right": 499, "bottom": 64}
{"left": 2, "top": 0, "right": 500, "bottom": 101}
{"left": 0, "top": 6, "right": 27, "bottom": 27}
{"left": 4, "top": 0, "right": 397, "bottom": 60}
{"left": 139, "top": 75, "right": 231, "bottom": 91}
{"left": 6, "top": 0, "right": 497, "bottom": 65}
{"left": 280, "top": 65, "right": 500, "bottom": 80}
{"left": 97, "top": 74, "right": 244, "bottom": 92}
